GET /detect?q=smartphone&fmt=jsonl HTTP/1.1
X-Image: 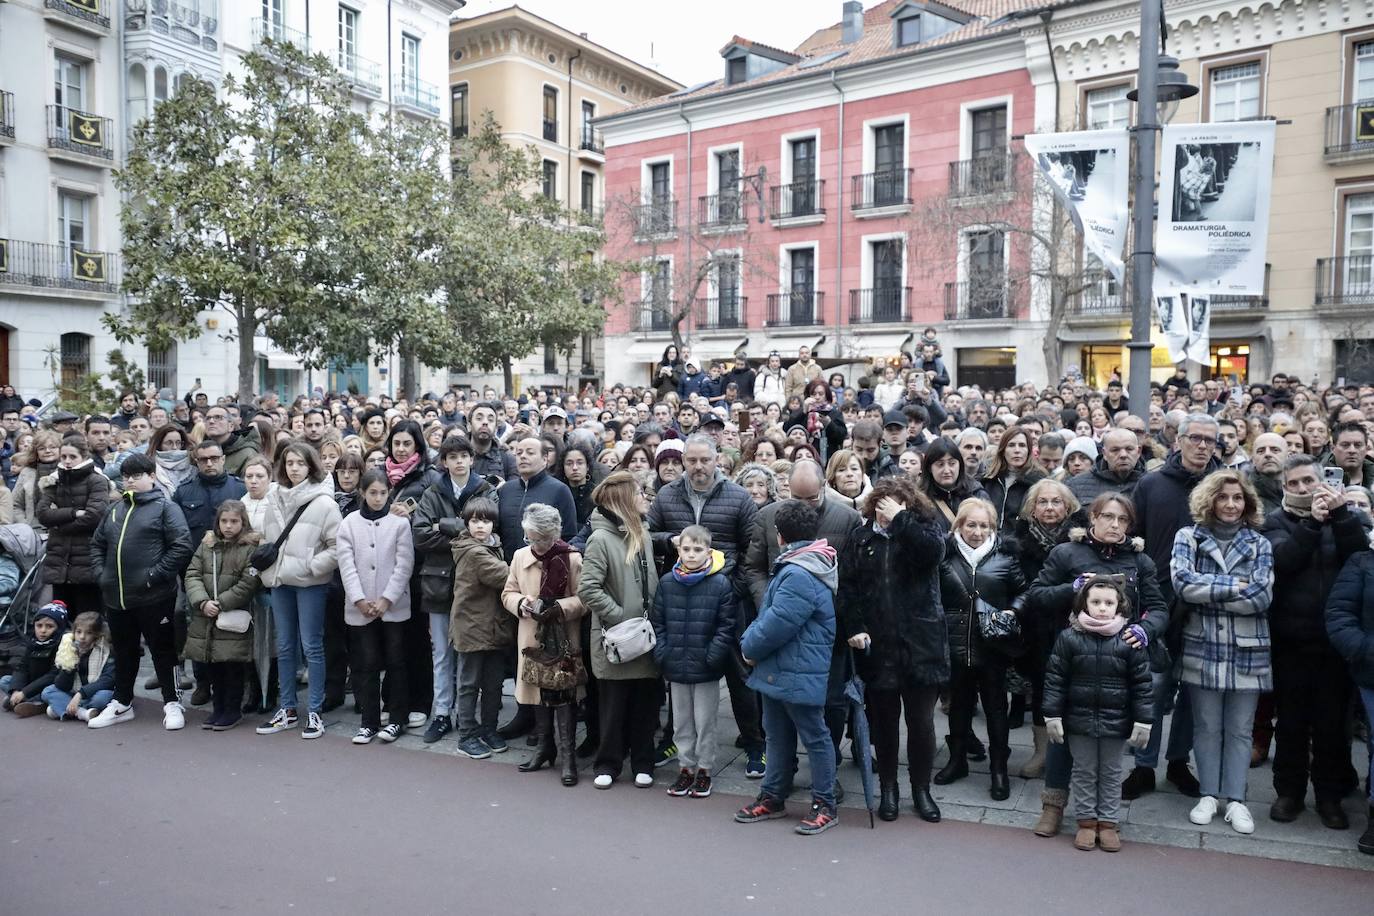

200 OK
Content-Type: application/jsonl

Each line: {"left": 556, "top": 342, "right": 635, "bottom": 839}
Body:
{"left": 401, "top": 496, "right": 419, "bottom": 512}
{"left": 1323, "top": 466, "right": 1345, "bottom": 489}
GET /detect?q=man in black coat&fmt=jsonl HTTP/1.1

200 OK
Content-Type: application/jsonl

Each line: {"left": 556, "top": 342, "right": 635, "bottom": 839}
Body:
{"left": 722, "top": 353, "right": 756, "bottom": 403}
{"left": 1122, "top": 413, "right": 1220, "bottom": 800}
{"left": 1066, "top": 428, "right": 1144, "bottom": 508}
{"left": 1261, "top": 453, "right": 1369, "bottom": 828}
{"left": 1247, "top": 433, "right": 1288, "bottom": 515}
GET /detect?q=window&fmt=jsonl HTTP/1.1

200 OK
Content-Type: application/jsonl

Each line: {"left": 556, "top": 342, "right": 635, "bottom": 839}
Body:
{"left": 897, "top": 16, "right": 921, "bottom": 47}
{"left": 543, "top": 343, "right": 558, "bottom": 374}
{"left": 147, "top": 342, "right": 177, "bottom": 393}
{"left": 154, "top": 66, "right": 168, "bottom": 104}
{"left": 543, "top": 86, "right": 558, "bottom": 142}
{"left": 1209, "top": 61, "right": 1261, "bottom": 121}
{"left": 966, "top": 229, "right": 1006, "bottom": 317}
{"left": 54, "top": 54, "right": 86, "bottom": 113}
{"left": 715, "top": 149, "right": 740, "bottom": 222}
{"left": 644, "top": 259, "right": 673, "bottom": 329}
{"left": 971, "top": 106, "right": 1007, "bottom": 158}
{"left": 1085, "top": 84, "right": 1131, "bottom": 130}
{"left": 400, "top": 34, "right": 419, "bottom": 90}
{"left": 451, "top": 84, "right": 468, "bottom": 138}
{"left": 580, "top": 171, "right": 595, "bottom": 215}
{"left": 60, "top": 333, "right": 91, "bottom": 392}
{"left": 581, "top": 99, "right": 595, "bottom": 145}
{"left": 727, "top": 57, "right": 747, "bottom": 86}
{"left": 871, "top": 239, "right": 904, "bottom": 321}
{"left": 262, "top": 0, "right": 284, "bottom": 37}
{"left": 58, "top": 191, "right": 90, "bottom": 250}
{"left": 873, "top": 123, "right": 905, "bottom": 205}
{"left": 789, "top": 137, "right": 817, "bottom": 215}
{"left": 715, "top": 255, "right": 741, "bottom": 327}
{"left": 649, "top": 161, "right": 671, "bottom": 202}
{"left": 542, "top": 160, "right": 558, "bottom": 200}
{"left": 788, "top": 247, "right": 816, "bottom": 323}
{"left": 1356, "top": 41, "right": 1374, "bottom": 102}
{"left": 339, "top": 6, "right": 359, "bottom": 68}
{"left": 1344, "top": 192, "right": 1374, "bottom": 295}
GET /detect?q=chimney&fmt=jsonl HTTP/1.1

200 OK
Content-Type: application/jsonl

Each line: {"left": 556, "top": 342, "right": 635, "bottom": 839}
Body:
{"left": 842, "top": 1, "right": 864, "bottom": 44}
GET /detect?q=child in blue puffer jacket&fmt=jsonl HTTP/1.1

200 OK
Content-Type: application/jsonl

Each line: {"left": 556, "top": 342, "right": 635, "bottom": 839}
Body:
{"left": 651, "top": 525, "right": 736, "bottom": 800}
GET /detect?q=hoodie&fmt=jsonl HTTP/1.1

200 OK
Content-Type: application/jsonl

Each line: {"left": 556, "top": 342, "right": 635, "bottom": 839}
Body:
{"left": 741, "top": 538, "right": 838, "bottom": 705}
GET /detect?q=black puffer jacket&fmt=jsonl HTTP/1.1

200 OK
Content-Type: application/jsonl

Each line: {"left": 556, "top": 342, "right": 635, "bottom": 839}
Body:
{"left": 172, "top": 471, "right": 247, "bottom": 546}
{"left": 1262, "top": 504, "right": 1369, "bottom": 648}
{"left": 939, "top": 535, "right": 1027, "bottom": 669}
{"left": 412, "top": 475, "right": 495, "bottom": 615}
{"left": 1043, "top": 613, "right": 1154, "bottom": 739}
{"left": 1064, "top": 455, "right": 1144, "bottom": 507}
{"left": 90, "top": 488, "right": 193, "bottom": 610}
{"left": 650, "top": 560, "right": 737, "bottom": 684}
{"left": 981, "top": 467, "right": 1046, "bottom": 533}
{"left": 839, "top": 510, "right": 948, "bottom": 690}
{"left": 36, "top": 460, "right": 109, "bottom": 585}
{"left": 1133, "top": 452, "right": 1221, "bottom": 604}
{"left": 923, "top": 480, "right": 990, "bottom": 533}
{"left": 1326, "top": 551, "right": 1374, "bottom": 689}
{"left": 647, "top": 473, "right": 758, "bottom": 573}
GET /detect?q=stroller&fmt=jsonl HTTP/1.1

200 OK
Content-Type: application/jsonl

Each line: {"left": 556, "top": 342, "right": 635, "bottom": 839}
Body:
{"left": 0, "top": 524, "right": 45, "bottom": 677}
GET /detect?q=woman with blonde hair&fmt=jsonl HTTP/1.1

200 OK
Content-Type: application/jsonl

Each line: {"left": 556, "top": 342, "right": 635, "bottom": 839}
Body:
{"left": 12, "top": 429, "right": 62, "bottom": 531}
{"left": 824, "top": 449, "right": 872, "bottom": 512}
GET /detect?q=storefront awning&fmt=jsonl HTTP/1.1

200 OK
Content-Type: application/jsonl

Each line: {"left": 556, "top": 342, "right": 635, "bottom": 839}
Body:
{"left": 624, "top": 340, "right": 673, "bottom": 363}
{"left": 690, "top": 337, "right": 751, "bottom": 362}
{"left": 266, "top": 353, "right": 303, "bottom": 372}
{"left": 848, "top": 330, "right": 913, "bottom": 357}
{"left": 759, "top": 334, "right": 826, "bottom": 358}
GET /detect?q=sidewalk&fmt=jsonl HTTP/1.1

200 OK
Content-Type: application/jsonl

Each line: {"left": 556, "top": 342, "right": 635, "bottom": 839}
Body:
{"left": 143, "top": 666, "right": 1374, "bottom": 871}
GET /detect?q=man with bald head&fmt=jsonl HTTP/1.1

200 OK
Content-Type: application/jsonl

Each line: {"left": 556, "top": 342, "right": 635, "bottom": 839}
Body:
{"left": 496, "top": 437, "right": 576, "bottom": 561}
{"left": 1065, "top": 427, "right": 1145, "bottom": 506}
{"left": 1248, "top": 432, "right": 1288, "bottom": 515}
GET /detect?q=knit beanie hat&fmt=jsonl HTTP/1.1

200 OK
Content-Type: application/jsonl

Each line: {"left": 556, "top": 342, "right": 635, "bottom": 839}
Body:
{"left": 34, "top": 601, "right": 68, "bottom": 628}
{"left": 1063, "top": 436, "right": 1098, "bottom": 463}
{"left": 655, "top": 440, "right": 684, "bottom": 469}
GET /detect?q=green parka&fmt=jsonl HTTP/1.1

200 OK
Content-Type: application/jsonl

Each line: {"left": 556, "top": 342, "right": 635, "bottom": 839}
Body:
{"left": 183, "top": 530, "right": 262, "bottom": 664}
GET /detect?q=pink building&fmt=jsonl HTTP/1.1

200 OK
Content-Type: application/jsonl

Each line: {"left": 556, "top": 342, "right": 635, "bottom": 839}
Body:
{"left": 598, "top": 0, "right": 1043, "bottom": 390}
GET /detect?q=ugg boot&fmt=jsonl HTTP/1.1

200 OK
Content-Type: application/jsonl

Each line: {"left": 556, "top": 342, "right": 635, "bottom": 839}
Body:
{"left": 933, "top": 736, "right": 968, "bottom": 785}
{"left": 1020, "top": 725, "right": 1048, "bottom": 779}
{"left": 554, "top": 704, "right": 578, "bottom": 787}
{"left": 1073, "top": 818, "right": 1098, "bottom": 851}
{"left": 517, "top": 707, "right": 556, "bottom": 773}
{"left": 1033, "top": 788, "right": 1067, "bottom": 837}
{"left": 1097, "top": 821, "right": 1122, "bottom": 852}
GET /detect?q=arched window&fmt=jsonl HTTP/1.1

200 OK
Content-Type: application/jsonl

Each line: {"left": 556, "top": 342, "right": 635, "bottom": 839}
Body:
{"left": 128, "top": 63, "right": 147, "bottom": 126}
{"left": 154, "top": 66, "right": 169, "bottom": 104}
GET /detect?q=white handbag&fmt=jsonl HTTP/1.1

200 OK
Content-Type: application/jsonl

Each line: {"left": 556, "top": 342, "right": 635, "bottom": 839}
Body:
{"left": 210, "top": 551, "right": 252, "bottom": 634}
{"left": 601, "top": 553, "right": 656, "bottom": 664}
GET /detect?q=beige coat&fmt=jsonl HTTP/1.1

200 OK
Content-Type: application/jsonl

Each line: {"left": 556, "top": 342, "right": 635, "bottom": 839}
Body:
{"left": 501, "top": 547, "right": 585, "bottom": 705}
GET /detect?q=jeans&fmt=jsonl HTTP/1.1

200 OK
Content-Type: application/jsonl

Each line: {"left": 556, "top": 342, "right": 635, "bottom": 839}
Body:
{"left": 455, "top": 649, "right": 504, "bottom": 739}
{"left": 1272, "top": 643, "right": 1357, "bottom": 803}
{"left": 595, "top": 678, "right": 659, "bottom": 779}
{"left": 40, "top": 684, "right": 113, "bottom": 716}
{"left": 760, "top": 696, "right": 835, "bottom": 809}
{"left": 429, "top": 613, "right": 457, "bottom": 719}
{"left": 1134, "top": 669, "right": 1193, "bottom": 769}
{"left": 108, "top": 599, "right": 179, "bottom": 705}
{"left": 1361, "top": 688, "right": 1374, "bottom": 805}
{"left": 272, "top": 584, "right": 329, "bottom": 714}
{"left": 867, "top": 682, "right": 939, "bottom": 787}
{"left": 1067, "top": 734, "right": 1126, "bottom": 822}
{"left": 669, "top": 680, "right": 721, "bottom": 772}
{"left": 349, "top": 618, "right": 407, "bottom": 731}
{"left": 1188, "top": 685, "right": 1259, "bottom": 801}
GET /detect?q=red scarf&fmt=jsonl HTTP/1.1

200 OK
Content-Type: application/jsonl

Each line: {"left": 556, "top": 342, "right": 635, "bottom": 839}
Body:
{"left": 385, "top": 452, "right": 421, "bottom": 486}
{"left": 533, "top": 540, "right": 575, "bottom": 600}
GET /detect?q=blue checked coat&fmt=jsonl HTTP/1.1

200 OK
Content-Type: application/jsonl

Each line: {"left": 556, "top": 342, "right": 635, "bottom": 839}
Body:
{"left": 1170, "top": 525, "right": 1274, "bottom": 691}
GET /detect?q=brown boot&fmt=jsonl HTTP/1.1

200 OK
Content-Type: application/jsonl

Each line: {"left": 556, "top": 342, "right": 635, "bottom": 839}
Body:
{"left": 1033, "top": 788, "right": 1067, "bottom": 837}
{"left": 1097, "top": 821, "right": 1122, "bottom": 852}
{"left": 1074, "top": 819, "right": 1098, "bottom": 851}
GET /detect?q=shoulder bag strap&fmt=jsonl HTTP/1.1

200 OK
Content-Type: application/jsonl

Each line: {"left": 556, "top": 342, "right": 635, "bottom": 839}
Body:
{"left": 271, "top": 501, "right": 313, "bottom": 553}
{"left": 638, "top": 549, "right": 652, "bottom": 618}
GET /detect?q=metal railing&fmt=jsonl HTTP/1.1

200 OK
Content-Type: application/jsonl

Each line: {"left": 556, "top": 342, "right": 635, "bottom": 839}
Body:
{"left": 1324, "top": 101, "right": 1374, "bottom": 159}
{"left": 849, "top": 286, "right": 910, "bottom": 323}
{"left": 45, "top": 0, "right": 111, "bottom": 29}
{"left": 698, "top": 191, "right": 745, "bottom": 229}
{"left": 949, "top": 153, "right": 1016, "bottom": 197}
{"left": 46, "top": 105, "right": 114, "bottom": 160}
{"left": 633, "top": 199, "right": 676, "bottom": 236}
{"left": 765, "top": 290, "right": 825, "bottom": 326}
{"left": 851, "top": 168, "right": 911, "bottom": 210}
{"left": 336, "top": 50, "right": 382, "bottom": 96}
{"left": 944, "top": 277, "right": 1016, "bottom": 320}
{"left": 0, "top": 91, "right": 13, "bottom": 141}
{"left": 631, "top": 301, "right": 676, "bottom": 332}
{"left": 770, "top": 179, "right": 825, "bottom": 220}
{"left": 542, "top": 117, "right": 558, "bottom": 142}
{"left": 694, "top": 296, "right": 747, "bottom": 330}
{"left": 579, "top": 125, "right": 603, "bottom": 154}
{"left": 393, "top": 77, "right": 440, "bottom": 116}
{"left": 251, "top": 17, "right": 309, "bottom": 51}
{"left": 1317, "top": 256, "right": 1374, "bottom": 308}
{"left": 0, "top": 239, "right": 121, "bottom": 294}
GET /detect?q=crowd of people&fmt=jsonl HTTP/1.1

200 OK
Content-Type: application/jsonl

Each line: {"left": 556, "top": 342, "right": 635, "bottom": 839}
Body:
{"left": 2, "top": 339, "right": 1374, "bottom": 851}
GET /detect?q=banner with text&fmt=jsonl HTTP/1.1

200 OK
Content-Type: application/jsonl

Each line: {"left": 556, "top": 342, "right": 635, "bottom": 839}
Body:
{"left": 1156, "top": 120, "right": 1275, "bottom": 295}
{"left": 1024, "top": 129, "right": 1130, "bottom": 283}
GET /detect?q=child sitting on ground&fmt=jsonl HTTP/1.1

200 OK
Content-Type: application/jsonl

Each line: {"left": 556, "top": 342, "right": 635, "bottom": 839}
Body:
{"left": 46, "top": 611, "right": 114, "bottom": 721}
{"left": 2, "top": 602, "right": 68, "bottom": 717}
{"left": 1043, "top": 577, "right": 1153, "bottom": 853}
{"left": 651, "top": 525, "right": 736, "bottom": 799}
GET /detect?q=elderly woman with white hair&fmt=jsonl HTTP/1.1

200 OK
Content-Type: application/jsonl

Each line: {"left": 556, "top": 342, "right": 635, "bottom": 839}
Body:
{"left": 502, "top": 503, "right": 586, "bottom": 787}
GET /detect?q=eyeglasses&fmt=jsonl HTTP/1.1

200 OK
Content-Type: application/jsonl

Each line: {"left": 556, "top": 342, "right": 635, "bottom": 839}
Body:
{"left": 198, "top": 454, "right": 224, "bottom": 463}
{"left": 1182, "top": 434, "right": 1217, "bottom": 447}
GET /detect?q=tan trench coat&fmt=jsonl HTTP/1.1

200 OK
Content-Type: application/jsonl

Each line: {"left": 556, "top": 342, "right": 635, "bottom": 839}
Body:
{"left": 501, "top": 546, "right": 586, "bottom": 705}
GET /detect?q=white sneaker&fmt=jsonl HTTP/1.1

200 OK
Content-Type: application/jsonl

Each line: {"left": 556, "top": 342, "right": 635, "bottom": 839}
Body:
{"left": 1225, "top": 801, "right": 1255, "bottom": 835}
{"left": 407, "top": 712, "right": 428, "bottom": 730}
{"left": 46, "top": 706, "right": 60, "bottom": 720}
{"left": 89, "top": 701, "right": 135, "bottom": 729}
{"left": 1189, "top": 796, "right": 1219, "bottom": 825}
{"left": 594, "top": 774, "right": 614, "bottom": 789}
{"left": 75, "top": 707, "right": 91, "bottom": 722}
{"left": 163, "top": 701, "right": 185, "bottom": 730}
{"left": 634, "top": 772, "right": 654, "bottom": 788}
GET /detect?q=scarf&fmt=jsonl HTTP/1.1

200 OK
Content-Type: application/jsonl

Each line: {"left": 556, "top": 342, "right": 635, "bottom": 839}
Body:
{"left": 672, "top": 548, "right": 725, "bottom": 584}
{"left": 533, "top": 539, "right": 575, "bottom": 600}
{"left": 953, "top": 533, "right": 995, "bottom": 569}
{"left": 360, "top": 503, "right": 388, "bottom": 521}
{"left": 1282, "top": 491, "right": 1313, "bottom": 518}
{"left": 385, "top": 452, "right": 421, "bottom": 486}
{"left": 1027, "top": 519, "right": 1068, "bottom": 554}
{"left": 1078, "top": 612, "right": 1127, "bottom": 636}
{"left": 1209, "top": 520, "right": 1242, "bottom": 543}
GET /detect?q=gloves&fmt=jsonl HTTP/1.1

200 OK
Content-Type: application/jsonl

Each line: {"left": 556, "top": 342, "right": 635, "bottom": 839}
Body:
{"left": 1045, "top": 718, "right": 1065, "bottom": 744}
{"left": 1128, "top": 722, "right": 1152, "bottom": 749}
{"left": 1126, "top": 624, "right": 1149, "bottom": 648}
{"left": 540, "top": 599, "right": 564, "bottom": 623}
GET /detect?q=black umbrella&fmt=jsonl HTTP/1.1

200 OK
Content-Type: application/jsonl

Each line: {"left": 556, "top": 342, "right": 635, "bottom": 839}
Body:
{"left": 842, "top": 656, "right": 877, "bottom": 829}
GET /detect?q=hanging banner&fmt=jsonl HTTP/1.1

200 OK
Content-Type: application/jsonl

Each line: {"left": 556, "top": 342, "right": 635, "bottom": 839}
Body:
{"left": 0, "top": 238, "right": 7, "bottom": 274}
{"left": 71, "top": 249, "right": 107, "bottom": 283}
{"left": 1154, "top": 288, "right": 1211, "bottom": 365}
{"left": 1024, "top": 128, "right": 1130, "bottom": 283}
{"left": 1156, "top": 120, "right": 1275, "bottom": 295}
{"left": 68, "top": 110, "right": 105, "bottom": 149}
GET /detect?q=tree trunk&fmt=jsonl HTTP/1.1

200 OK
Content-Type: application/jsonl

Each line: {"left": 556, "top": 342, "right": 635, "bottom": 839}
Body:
{"left": 236, "top": 306, "right": 257, "bottom": 404}
{"left": 398, "top": 336, "right": 417, "bottom": 402}
{"left": 502, "top": 354, "right": 514, "bottom": 397}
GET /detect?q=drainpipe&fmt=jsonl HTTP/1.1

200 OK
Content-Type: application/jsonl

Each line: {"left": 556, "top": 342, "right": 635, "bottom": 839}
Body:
{"left": 1039, "top": 10, "right": 1060, "bottom": 131}
{"left": 567, "top": 49, "right": 581, "bottom": 219}
{"left": 830, "top": 71, "right": 845, "bottom": 357}
{"left": 676, "top": 102, "right": 693, "bottom": 346}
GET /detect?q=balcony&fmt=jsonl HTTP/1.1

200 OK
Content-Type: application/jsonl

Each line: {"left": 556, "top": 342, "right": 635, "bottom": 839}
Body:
{"left": 633, "top": 199, "right": 676, "bottom": 239}
{"left": 127, "top": 2, "right": 221, "bottom": 55}
{"left": 0, "top": 239, "right": 121, "bottom": 296}
{"left": 1071, "top": 280, "right": 1127, "bottom": 317}
{"left": 1324, "top": 102, "right": 1374, "bottom": 164}
{"left": 0, "top": 91, "right": 13, "bottom": 145}
{"left": 578, "top": 125, "right": 604, "bottom": 157}
{"left": 851, "top": 168, "right": 912, "bottom": 216}
{"left": 944, "top": 277, "right": 1017, "bottom": 321}
{"left": 765, "top": 290, "right": 825, "bottom": 327}
{"left": 770, "top": 180, "right": 825, "bottom": 223}
{"left": 43, "top": 0, "right": 111, "bottom": 36}
{"left": 949, "top": 153, "right": 1016, "bottom": 199}
{"left": 698, "top": 191, "right": 746, "bottom": 231}
{"left": 336, "top": 50, "right": 383, "bottom": 98}
{"left": 1317, "top": 256, "right": 1374, "bottom": 312}
{"left": 251, "top": 17, "right": 310, "bottom": 52}
{"left": 393, "top": 77, "right": 440, "bottom": 117}
{"left": 46, "top": 105, "right": 114, "bottom": 164}
{"left": 849, "top": 286, "right": 910, "bottom": 324}
{"left": 632, "top": 301, "right": 676, "bottom": 333}
{"left": 695, "top": 296, "right": 748, "bottom": 330}
{"left": 542, "top": 117, "right": 558, "bottom": 142}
